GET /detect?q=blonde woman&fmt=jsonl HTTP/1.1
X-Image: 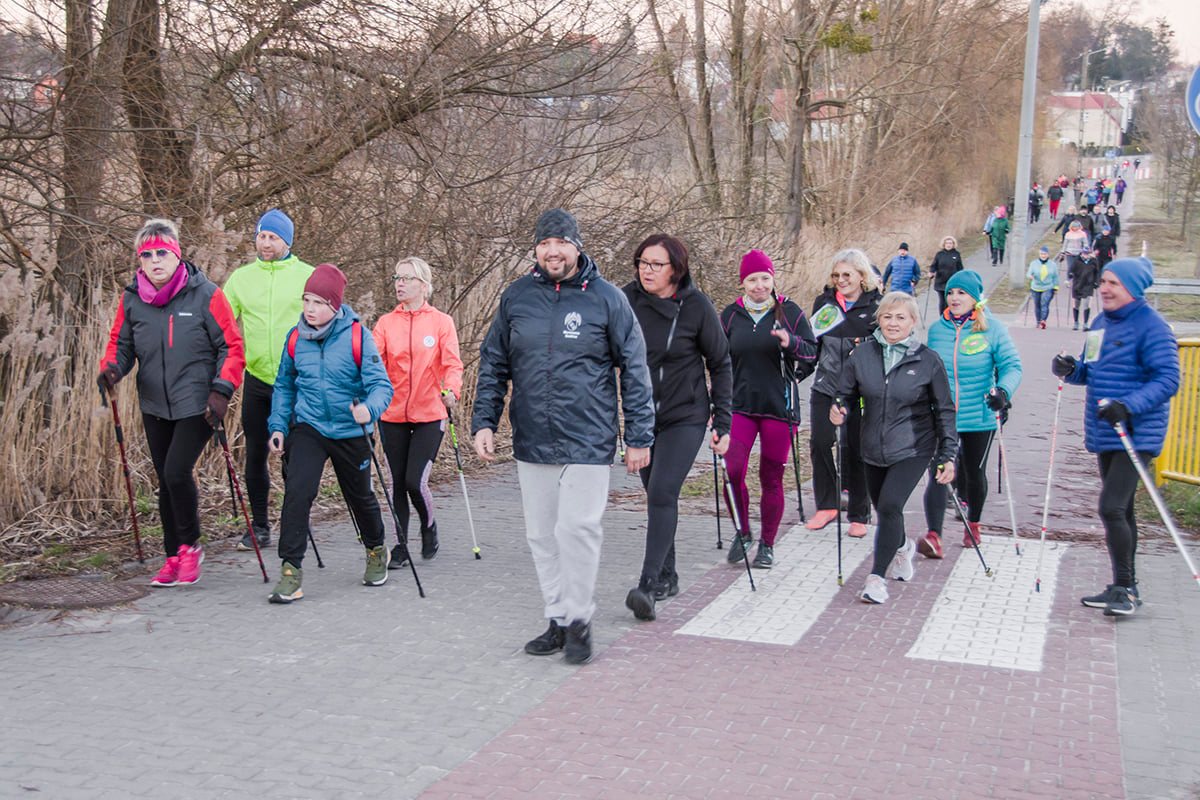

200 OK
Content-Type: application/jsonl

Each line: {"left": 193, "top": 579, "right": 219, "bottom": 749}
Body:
{"left": 927, "top": 236, "right": 963, "bottom": 314}
{"left": 831, "top": 292, "right": 957, "bottom": 605}
{"left": 372, "top": 256, "right": 464, "bottom": 567}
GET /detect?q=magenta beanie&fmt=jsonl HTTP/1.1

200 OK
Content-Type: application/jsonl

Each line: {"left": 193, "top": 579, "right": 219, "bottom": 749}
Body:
{"left": 739, "top": 249, "right": 774, "bottom": 282}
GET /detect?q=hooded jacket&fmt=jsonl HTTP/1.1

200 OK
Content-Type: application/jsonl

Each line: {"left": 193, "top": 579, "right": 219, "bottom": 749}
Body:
{"left": 373, "top": 303, "right": 464, "bottom": 424}
{"left": 101, "top": 261, "right": 245, "bottom": 420}
{"left": 720, "top": 295, "right": 818, "bottom": 421}
{"left": 1064, "top": 298, "right": 1179, "bottom": 455}
{"left": 472, "top": 253, "right": 655, "bottom": 465}
{"left": 926, "top": 312, "right": 1022, "bottom": 433}
{"left": 929, "top": 245, "right": 964, "bottom": 290}
{"left": 268, "top": 305, "right": 393, "bottom": 440}
{"left": 223, "top": 254, "right": 314, "bottom": 385}
{"left": 809, "top": 286, "right": 881, "bottom": 399}
{"left": 621, "top": 273, "right": 732, "bottom": 436}
{"left": 989, "top": 217, "right": 1010, "bottom": 249}
{"left": 834, "top": 336, "right": 957, "bottom": 468}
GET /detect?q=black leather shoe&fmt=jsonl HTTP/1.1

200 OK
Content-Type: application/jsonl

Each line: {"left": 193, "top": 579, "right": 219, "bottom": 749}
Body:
{"left": 563, "top": 620, "right": 593, "bottom": 665}
{"left": 524, "top": 621, "right": 565, "bottom": 656}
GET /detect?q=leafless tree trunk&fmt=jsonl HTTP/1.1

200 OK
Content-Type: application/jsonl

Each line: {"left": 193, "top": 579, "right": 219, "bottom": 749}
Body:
{"left": 691, "top": 0, "right": 721, "bottom": 211}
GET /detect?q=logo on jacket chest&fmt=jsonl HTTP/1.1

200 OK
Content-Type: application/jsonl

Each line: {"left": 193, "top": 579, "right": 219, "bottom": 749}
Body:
{"left": 563, "top": 311, "right": 583, "bottom": 339}
{"left": 959, "top": 333, "right": 988, "bottom": 356}
{"left": 423, "top": 335, "right": 436, "bottom": 348}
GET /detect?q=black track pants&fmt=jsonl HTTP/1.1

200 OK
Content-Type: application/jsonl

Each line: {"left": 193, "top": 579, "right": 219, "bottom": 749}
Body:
{"left": 1098, "top": 449, "right": 1150, "bottom": 588}
{"left": 809, "top": 393, "right": 870, "bottom": 523}
{"left": 638, "top": 424, "right": 706, "bottom": 588}
{"left": 142, "top": 413, "right": 212, "bottom": 555}
{"left": 865, "top": 456, "right": 928, "bottom": 577}
{"left": 380, "top": 420, "right": 445, "bottom": 541}
{"left": 924, "top": 430, "right": 995, "bottom": 533}
{"left": 240, "top": 373, "right": 275, "bottom": 529}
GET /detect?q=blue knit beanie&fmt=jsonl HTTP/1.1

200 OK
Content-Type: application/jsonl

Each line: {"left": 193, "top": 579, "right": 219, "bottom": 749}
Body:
{"left": 945, "top": 269, "right": 984, "bottom": 301}
{"left": 257, "top": 209, "right": 294, "bottom": 248}
{"left": 1102, "top": 257, "right": 1154, "bottom": 300}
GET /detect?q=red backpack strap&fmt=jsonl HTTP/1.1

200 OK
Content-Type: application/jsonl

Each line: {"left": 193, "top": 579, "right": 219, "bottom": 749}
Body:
{"left": 351, "top": 321, "right": 362, "bottom": 368}
{"left": 286, "top": 327, "right": 300, "bottom": 359}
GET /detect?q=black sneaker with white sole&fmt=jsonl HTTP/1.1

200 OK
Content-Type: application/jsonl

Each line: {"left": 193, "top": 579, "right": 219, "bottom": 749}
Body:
{"left": 1103, "top": 586, "right": 1137, "bottom": 616}
{"left": 238, "top": 524, "right": 270, "bottom": 551}
{"left": 388, "top": 543, "right": 411, "bottom": 570}
{"left": 1081, "top": 585, "right": 1122, "bottom": 609}
{"left": 752, "top": 543, "right": 774, "bottom": 569}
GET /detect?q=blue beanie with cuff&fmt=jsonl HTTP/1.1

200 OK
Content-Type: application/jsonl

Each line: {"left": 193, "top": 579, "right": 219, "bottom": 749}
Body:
{"left": 1102, "top": 257, "right": 1154, "bottom": 300}
{"left": 257, "top": 209, "right": 294, "bottom": 248}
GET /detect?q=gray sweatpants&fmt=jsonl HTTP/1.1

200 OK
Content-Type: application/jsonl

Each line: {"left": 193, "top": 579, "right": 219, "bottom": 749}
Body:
{"left": 516, "top": 461, "right": 610, "bottom": 626}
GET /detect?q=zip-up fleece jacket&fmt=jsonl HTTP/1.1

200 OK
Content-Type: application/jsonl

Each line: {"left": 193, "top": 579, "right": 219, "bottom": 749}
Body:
{"left": 622, "top": 274, "right": 732, "bottom": 436}
{"left": 472, "top": 254, "right": 655, "bottom": 465}
{"left": 1027, "top": 258, "right": 1059, "bottom": 292}
{"left": 929, "top": 249, "right": 963, "bottom": 290}
{"left": 926, "top": 313, "right": 1022, "bottom": 432}
{"left": 881, "top": 254, "right": 920, "bottom": 293}
{"left": 373, "top": 303, "right": 464, "bottom": 424}
{"left": 834, "top": 337, "right": 957, "bottom": 468}
{"left": 719, "top": 296, "right": 818, "bottom": 422}
{"left": 1064, "top": 298, "right": 1179, "bottom": 455}
{"left": 223, "top": 255, "right": 314, "bottom": 385}
{"left": 268, "top": 305, "right": 393, "bottom": 441}
{"left": 809, "top": 287, "right": 880, "bottom": 400}
{"left": 101, "top": 261, "right": 245, "bottom": 420}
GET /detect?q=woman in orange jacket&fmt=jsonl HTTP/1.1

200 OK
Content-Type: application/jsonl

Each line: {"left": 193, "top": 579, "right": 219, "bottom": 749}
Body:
{"left": 372, "top": 256, "right": 464, "bottom": 568}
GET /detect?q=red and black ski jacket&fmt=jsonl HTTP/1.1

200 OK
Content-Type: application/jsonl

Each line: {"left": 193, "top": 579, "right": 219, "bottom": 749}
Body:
{"left": 101, "top": 261, "right": 245, "bottom": 420}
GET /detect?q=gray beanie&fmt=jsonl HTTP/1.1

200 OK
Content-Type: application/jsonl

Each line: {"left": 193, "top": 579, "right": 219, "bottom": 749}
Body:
{"left": 534, "top": 208, "right": 583, "bottom": 251}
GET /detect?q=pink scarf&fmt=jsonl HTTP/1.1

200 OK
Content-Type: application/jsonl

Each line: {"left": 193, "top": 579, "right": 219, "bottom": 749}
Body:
{"left": 137, "top": 263, "right": 188, "bottom": 307}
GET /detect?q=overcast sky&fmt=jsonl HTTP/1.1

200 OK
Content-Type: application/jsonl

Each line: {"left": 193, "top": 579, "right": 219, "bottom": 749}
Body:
{"left": 1139, "top": 0, "right": 1200, "bottom": 65}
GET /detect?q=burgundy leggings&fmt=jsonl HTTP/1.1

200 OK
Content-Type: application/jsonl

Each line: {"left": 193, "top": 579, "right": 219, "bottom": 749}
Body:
{"left": 725, "top": 413, "right": 793, "bottom": 546}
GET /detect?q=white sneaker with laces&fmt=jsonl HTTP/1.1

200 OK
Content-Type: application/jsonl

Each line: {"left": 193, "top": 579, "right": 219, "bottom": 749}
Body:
{"left": 887, "top": 537, "right": 916, "bottom": 582}
{"left": 861, "top": 574, "right": 889, "bottom": 604}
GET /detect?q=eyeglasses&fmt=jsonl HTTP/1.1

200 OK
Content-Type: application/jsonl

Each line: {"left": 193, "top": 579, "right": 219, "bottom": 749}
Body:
{"left": 393, "top": 275, "right": 421, "bottom": 284}
{"left": 138, "top": 249, "right": 173, "bottom": 261}
{"left": 830, "top": 271, "right": 855, "bottom": 280}
{"left": 637, "top": 259, "right": 671, "bottom": 273}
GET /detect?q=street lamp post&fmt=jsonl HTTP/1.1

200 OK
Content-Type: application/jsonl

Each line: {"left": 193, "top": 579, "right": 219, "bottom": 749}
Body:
{"left": 1009, "top": 0, "right": 1042, "bottom": 288}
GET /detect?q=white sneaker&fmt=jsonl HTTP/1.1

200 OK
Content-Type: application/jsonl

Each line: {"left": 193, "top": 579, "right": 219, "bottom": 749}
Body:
{"left": 887, "top": 537, "right": 916, "bottom": 582}
{"left": 860, "top": 574, "right": 889, "bottom": 604}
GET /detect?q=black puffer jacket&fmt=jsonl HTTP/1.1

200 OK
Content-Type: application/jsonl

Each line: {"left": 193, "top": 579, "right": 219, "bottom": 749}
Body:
{"left": 472, "top": 254, "right": 655, "bottom": 465}
{"left": 834, "top": 335, "right": 957, "bottom": 468}
{"left": 809, "top": 288, "right": 881, "bottom": 399}
{"left": 622, "top": 274, "right": 732, "bottom": 436}
{"left": 928, "top": 249, "right": 963, "bottom": 291}
{"left": 719, "top": 296, "right": 817, "bottom": 422}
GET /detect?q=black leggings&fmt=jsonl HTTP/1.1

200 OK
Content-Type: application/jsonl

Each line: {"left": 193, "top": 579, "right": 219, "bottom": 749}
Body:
{"left": 809, "top": 393, "right": 870, "bottom": 523}
{"left": 637, "top": 424, "right": 706, "bottom": 588}
{"left": 278, "top": 423, "right": 384, "bottom": 568}
{"left": 924, "top": 430, "right": 995, "bottom": 533}
{"left": 1098, "top": 450, "right": 1149, "bottom": 588}
{"left": 865, "top": 456, "right": 928, "bottom": 577}
{"left": 380, "top": 420, "right": 445, "bottom": 541}
{"left": 142, "top": 413, "right": 212, "bottom": 556}
{"left": 240, "top": 373, "right": 275, "bottom": 528}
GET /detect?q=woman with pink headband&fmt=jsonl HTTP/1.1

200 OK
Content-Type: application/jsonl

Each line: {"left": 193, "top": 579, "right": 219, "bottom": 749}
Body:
{"left": 98, "top": 218, "right": 245, "bottom": 587}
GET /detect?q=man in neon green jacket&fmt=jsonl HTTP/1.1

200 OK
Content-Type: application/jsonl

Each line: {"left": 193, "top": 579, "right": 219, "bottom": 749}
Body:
{"left": 223, "top": 209, "right": 314, "bottom": 550}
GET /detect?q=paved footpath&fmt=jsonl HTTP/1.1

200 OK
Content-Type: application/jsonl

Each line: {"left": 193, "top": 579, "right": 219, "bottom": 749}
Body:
{"left": 3, "top": 174, "right": 1198, "bottom": 799}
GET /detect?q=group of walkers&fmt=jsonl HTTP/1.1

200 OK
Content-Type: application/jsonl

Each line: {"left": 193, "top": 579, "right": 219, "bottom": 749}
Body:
{"left": 99, "top": 199, "right": 1179, "bottom": 667}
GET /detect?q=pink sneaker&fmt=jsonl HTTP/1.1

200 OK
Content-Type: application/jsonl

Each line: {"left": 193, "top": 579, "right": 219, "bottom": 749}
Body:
{"left": 177, "top": 544, "right": 204, "bottom": 585}
{"left": 150, "top": 556, "right": 180, "bottom": 587}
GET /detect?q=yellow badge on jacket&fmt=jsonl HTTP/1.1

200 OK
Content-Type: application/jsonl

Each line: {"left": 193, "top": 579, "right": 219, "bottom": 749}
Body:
{"left": 960, "top": 332, "right": 988, "bottom": 356}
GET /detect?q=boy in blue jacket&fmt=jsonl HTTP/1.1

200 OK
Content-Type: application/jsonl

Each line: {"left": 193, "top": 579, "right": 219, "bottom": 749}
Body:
{"left": 1052, "top": 258, "right": 1179, "bottom": 617}
{"left": 266, "top": 263, "right": 395, "bottom": 603}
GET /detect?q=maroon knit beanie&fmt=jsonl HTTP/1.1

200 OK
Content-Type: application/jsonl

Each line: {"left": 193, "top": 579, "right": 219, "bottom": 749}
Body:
{"left": 304, "top": 263, "right": 347, "bottom": 309}
{"left": 739, "top": 249, "right": 774, "bottom": 282}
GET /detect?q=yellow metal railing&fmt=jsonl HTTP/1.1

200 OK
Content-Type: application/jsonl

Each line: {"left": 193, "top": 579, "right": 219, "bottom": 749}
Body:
{"left": 1156, "top": 338, "right": 1200, "bottom": 486}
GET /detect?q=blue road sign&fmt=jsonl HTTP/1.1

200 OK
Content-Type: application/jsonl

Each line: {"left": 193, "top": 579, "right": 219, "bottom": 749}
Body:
{"left": 1188, "top": 65, "right": 1200, "bottom": 137}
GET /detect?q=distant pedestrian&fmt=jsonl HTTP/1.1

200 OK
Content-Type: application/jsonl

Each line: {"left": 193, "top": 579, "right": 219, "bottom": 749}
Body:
{"left": 1054, "top": 205, "right": 1081, "bottom": 243}
{"left": 982, "top": 208, "right": 997, "bottom": 262}
{"left": 372, "top": 256, "right": 464, "bottom": 569}
{"left": 1052, "top": 257, "right": 1179, "bottom": 616}
{"left": 1104, "top": 205, "right": 1122, "bottom": 238}
{"left": 472, "top": 209, "right": 655, "bottom": 665}
{"left": 1047, "top": 182, "right": 1064, "bottom": 219}
{"left": 1026, "top": 246, "right": 1059, "bottom": 329}
{"left": 921, "top": 270, "right": 1022, "bottom": 556}
{"left": 99, "top": 218, "right": 246, "bottom": 588}
{"left": 1068, "top": 248, "right": 1101, "bottom": 330}
{"left": 881, "top": 242, "right": 921, "bottom": 295}
{"left": 928, "top": 235, "right": 963, "bottom": 314}
{"left": 831, "top": 292, "right": 957, "bottom": 605}
{"left": 1114, "top": 177, "right": 1127, "bottom": 204}
{"left": 1028, "top": 183, "right": 1044, "bottom": 223}
{"left": 989, "top": 207, "right": 1010, "bottom": 265}
{"left": 266, "top": 263, "right": 395, "bottom": 604}
{"left": 1094, "top": 228, "right": 1118, "bottom": 270}
{"left": 719, "top": 250, "right": 818, "bottom": 569}
{"left": 223, "top": 208, "right": 313, "bottom": 552}
{"left": 621, "top": 234, "right": 732, "bottom": 621}
{"left": 807, "top": 249, "right": 881, "bottom": 540}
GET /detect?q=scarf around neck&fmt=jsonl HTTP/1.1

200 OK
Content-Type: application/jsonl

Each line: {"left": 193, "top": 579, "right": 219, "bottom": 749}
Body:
{"left": 298, "top": 306, "right": 344, "bottom": 341}
{"left": 873, "top": 327, "right": 915, "bottom": 374}
{"left": 136, "top": 263, "right": 188, "bottom": 307}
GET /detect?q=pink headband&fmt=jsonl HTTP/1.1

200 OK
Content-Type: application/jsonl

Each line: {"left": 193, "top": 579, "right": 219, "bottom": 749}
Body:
{"left": 137, "top": 236, "right": 182, "bottom": 260}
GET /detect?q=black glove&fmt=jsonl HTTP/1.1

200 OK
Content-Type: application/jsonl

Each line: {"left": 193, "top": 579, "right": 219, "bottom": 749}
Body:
{"left": 1051, "top": 354, "right": 1077, "bottom": 378}
{"left": 1097, "top": 399, "right": 1130, "bottom": 426}
{"left": 204, "top": 390, "right": 229, "bottom": 428}
{"left": 985, "top": 387, "right": 1010, "bottom": 411}
{"left": 96, "top": 365, "right": 120, "bottom": 399}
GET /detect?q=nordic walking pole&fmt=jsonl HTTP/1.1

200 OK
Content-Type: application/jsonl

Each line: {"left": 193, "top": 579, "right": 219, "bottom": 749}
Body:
{"left": 718, "top": 456, "right": 755, "bottom": 591}
{"left": 789, "top": 382, "right": 806, "bottom": 522}
{"left": 356, "top": 403, "right": 424, "bottom": 598}
{"left": 104, "top": 389, "right": 145, "bottom": 564}
{"left": 775, "top": 332, "right": 805, "bottom": 521}
{"left": 1107, "top": 413, "right": 1200, "bottom": 591}
{"left": 214, "top": 424, "right": 269, "bottom": 582}
{"left": 226, "top": 457, "right": 238, "bottom": 520}
{"left": 834, "top": 407, "right": 845, "bottom": 586}
{"left": 995, "top": 413, "right": 1021, "bottom": 556}
{"left": 712, "top": 449, "right": 723, "bottom": 550}
{"left": 445, "top": 405, "right": 481, "bottom": 560}
{"left": 922, "top": 276, "right": 934, "bottom": 324}
{"left": 947, "top": 480, "right": 994, "bottom": 577}
{"left": 1035, "top": 377, "right": 1065, "bottom": 592}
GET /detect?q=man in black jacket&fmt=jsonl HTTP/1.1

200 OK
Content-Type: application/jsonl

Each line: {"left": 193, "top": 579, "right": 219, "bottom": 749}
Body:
{"left": 472, "top": 208, "right": 655, "bottom": 665}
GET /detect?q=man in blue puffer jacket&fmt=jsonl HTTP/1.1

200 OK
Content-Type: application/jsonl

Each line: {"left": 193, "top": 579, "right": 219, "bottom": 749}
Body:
{"left": 881, "top": 242, "right": 921, "bottom": 295}
{"left": 472, "top": 209, "right": 655, "bottom": 665}
{"left": 1052, "top": 257, "right": 1179, "bottom": 617}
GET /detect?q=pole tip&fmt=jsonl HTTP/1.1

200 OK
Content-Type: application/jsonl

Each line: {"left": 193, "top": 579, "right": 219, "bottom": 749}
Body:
{"left": 473, "top": 548, "right": 482, "bottom": 560}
